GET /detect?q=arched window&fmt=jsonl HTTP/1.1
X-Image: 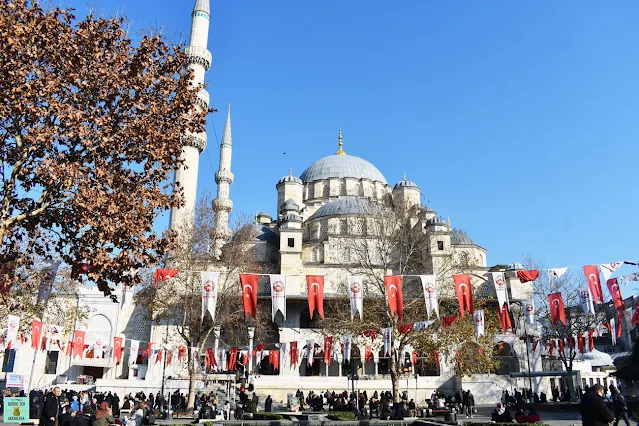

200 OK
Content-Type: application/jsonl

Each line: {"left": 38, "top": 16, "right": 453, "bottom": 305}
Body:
{"left": 339, "top": 181, "right": 346, "bottom": 196}
{"left": 311, "top": 247, "right": 319, "bottom": 263}
{"left": 308, "top": 185, "right": 314, "bottom": 199}
{"left": 340, "top": 218, "right": 347, "bottom": 235}
{"left": 323, "top": 182, "right": 330, "bottom": 198}
{"left": 320, "top": 220, "right": 329, "bottom": 240}
{"left": 353, "top": 183, "right": 361, "bottom": 196}
{"left": 133, "top": 313, "right": 147, "bottom": 338}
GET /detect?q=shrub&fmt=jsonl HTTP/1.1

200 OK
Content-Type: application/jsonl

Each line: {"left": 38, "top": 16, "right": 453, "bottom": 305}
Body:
{"left": 327, "top": 411, "right": 357, "bottom": 421}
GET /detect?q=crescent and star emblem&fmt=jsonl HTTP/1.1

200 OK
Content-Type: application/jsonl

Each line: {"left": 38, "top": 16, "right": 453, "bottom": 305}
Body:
{"left": 243, "top": 284, "right": 253, "bottom": 298}
{"left": 389, "top": 284, "right": 397, "bottom": 298}
{"left": 311, "top": 282, "right": 320, "bottom": 295}
{"left": 552, "top": 299, "right": 560, "bottom": 307}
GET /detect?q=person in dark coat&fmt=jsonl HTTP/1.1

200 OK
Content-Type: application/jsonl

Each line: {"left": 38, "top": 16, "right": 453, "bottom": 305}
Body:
{"left": 111, "top": 393, "right": 121, "bottom": 418}
{"left": 264, "top": 396, "right": 273, "bottom": 413}
{"left": 41, "top": 387, "right": 62, "bottom": 426}
{"left": 491, "top": 403, "right": 513, "bottom": 422}
{"left": 581, "top": 384, "right": 614, "bottom": 426}
{"left": 610, "top": 386, "right": 630, "bottom": 426}
{"left": 30, "top": 395, "right": 43, "bottom": 420}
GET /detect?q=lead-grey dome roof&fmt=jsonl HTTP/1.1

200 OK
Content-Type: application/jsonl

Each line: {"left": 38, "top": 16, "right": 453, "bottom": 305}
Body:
{"left": 300, "top": 154, "right": 386, "bottom": 183}
{"left": 426, "top": 216, "right": 446, "bottom": 226}
{"left": 277, "top": 174, "right": 303, "bottom": 185}
{"left": 282, "top": 199, "right": 300, "bottom": 211}
{"left": 451, "top": 228, "right": 474, "bottom": 245}
{"left": 394, "top": 179, "right": 418, "bottom": 190}
{"left": 307, "top": 197, "right": 383, "bottom": 221}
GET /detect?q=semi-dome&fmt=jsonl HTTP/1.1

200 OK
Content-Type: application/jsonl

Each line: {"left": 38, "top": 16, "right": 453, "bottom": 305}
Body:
{"left": 300, "top": 154, "right": 387, "bottom": 184}
{"left": 307, "top": 197, "right": 383, "bottom": 221}
{"left": 451, "top": 228, "right": 475, "bottom": 245}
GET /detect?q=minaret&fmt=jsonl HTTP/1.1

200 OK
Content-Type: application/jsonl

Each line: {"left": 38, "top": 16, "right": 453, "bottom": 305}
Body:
{"left": 169, "top": 0, "right": 212, "bottom": 232}
{"left": 213, "top": 105, "right": 234, "bottom": 257}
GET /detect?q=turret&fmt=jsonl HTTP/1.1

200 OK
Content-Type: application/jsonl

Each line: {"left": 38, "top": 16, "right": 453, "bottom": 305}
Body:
{"left": 393, "top": 174, "right": 421, "bottom": 209}
{"left": 276, "top": 169, "right": 303, "bottom": 219}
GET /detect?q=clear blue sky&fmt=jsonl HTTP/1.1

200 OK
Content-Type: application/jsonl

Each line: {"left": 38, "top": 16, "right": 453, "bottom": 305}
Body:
{"left": 64, "top": 0, "right": 638, "bottom": 292}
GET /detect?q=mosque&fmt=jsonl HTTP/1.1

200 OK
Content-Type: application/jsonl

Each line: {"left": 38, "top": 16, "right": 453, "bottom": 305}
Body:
{"left": 1, "top": 0, "right": 624, "bottom": 407}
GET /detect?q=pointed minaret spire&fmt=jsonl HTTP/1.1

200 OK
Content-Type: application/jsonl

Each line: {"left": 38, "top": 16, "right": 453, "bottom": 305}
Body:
{"left": 213, "top": 104, "right": 234, "bottom": 257}
{"left": 169, "top": 0, "right": 212, "bottom": 233}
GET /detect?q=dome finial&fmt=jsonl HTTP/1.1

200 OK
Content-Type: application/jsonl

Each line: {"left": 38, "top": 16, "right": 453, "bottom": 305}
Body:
{"left": 448, "top": 216, "right": 451, "bottom": 230}
{"left": 336, "top": 128, "right": 346, "bottom": 155}
{"left": 403, "top": 173, "right": 407, "bottom": 181}
{"left": 289, "top": 168, "right": 292, "bottom": 176}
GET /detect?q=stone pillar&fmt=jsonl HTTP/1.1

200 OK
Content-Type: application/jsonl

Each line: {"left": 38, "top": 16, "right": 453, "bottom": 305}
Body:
{"left": 325, "top": 363, "right": 329, "bottom": 377}
{"left": 247, "top": 327, "right": 255, "bottom": 373}
{"left": 338, "top": 362, "right": 342, "bottom": 377}
{"left": 374, "top": 362, "right": 379, "bottom": 376}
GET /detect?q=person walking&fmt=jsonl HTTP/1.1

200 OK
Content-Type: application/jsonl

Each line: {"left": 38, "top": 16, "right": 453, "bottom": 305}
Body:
{"left": 610, "top": 386, "right": 631, "bottom": 426}
{"left": 264, "top": 395, "right": 272, "bottom": 413}
{"left": 581, "top": 384, "right": 614, "bottom": 426}
{"left": 41, "top": 387, "right": 61, "bottom": 426}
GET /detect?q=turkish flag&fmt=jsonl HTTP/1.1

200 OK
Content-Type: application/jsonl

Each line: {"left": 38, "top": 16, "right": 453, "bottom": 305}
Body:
{"left": 113, "top": 337, "right": 124, "bottom": 363}
{"left": 516, "top": 270, "right": 540, "bottom": 283}
{"left": 290, "top": 341, "right": 299, "bottom": 367}
{"left": 155, "top": 349, "right": 163, "bottom": 365}
{"left": 384, "top": 276, "right": 404, "bottom": 321}
{"left": 548, "top": 292, "right": 566, "bottom": 326}
{"left": 31, "top": 320, "right": 43, "bottom": 350}
{"left": 616, "top": 310, "right": 623, "bottom": 339}
{"left": 166, "top": 350, "right": 173, "bottom": 366}
{"left": 578, "top": 334, "right": 584, "bottom": 354}
{"left": 306, "top": 275, "right": 325, "bottom": 320}
{"left": 632, "top": 306, "right": 639, "bottom": 327}
{"left": 411, "top": 351, "right": 418, "bottom": 366}
{"left": 142, "top": 343, "right": 153, "bottom": 362}
{"left": 228, "top": 347, "right": 238, "bottom": 371}
{"left": 269, "top": 349, "right": 279, "bottom": 370}
{"left": 441, "top": 314, "right": 458, "bottom": 329}
{"left": 323, "top": 336, "right": 332, "bottom": 366}
{"left": 498, "top": 305, "right": 513, "bottom": 333}
{"left": 154, "top": 268, "right": 179, "bottom": 288}
{"left": 558, "top": 339, "right": 565, "bottom": 354}
{"left": 606, "top": 278, "right": 624, "bottom": 310}
{"left": 178, "top": 346, "right": 187, "bottom": 362}
{"left": 72, "top": 330, "right": 85, "bottom": 359}
{"left": 365, "top": 345, "right": 372, "bottom": 362}
{"left": 240, "top": 274, "right": 258, "bottom": 320}
{"left": 453, "top": 274, "right": 474, "bottom": 317}
{"left": 588, "top": 329, "right": 594, "bottom": 351}
{"left": 205, "top": 348, "right": 215, "bottom": 370}
{"left": 583, "top": 265, "right": 604, "bottom": 304}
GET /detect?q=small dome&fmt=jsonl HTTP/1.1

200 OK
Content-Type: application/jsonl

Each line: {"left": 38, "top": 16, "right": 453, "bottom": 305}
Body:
{"left": 307, "top": 197, "right": 382, "bottom": 221}
{"left": 282, "top": 199, "right": 300, "bottom": 211}
{"left": 426, "top": 216, "right": 446, "bottom": 226}
{"left": 393, "top": 179, "right": 419, "bottom": 190}
{"left": 582, "top": 349, "right": 614, "bottom": 366}
{"left": 277, "top": 174, "right": 302, "bottom": 185}
{"left": 300, "top": 154, "right": 387, "bottom": 183}
{"left": 451, "top": 228, "right": 474, "bottom": 245}
{"left": 508, "top": 262, "right": 525, "bottom": 270}
{"left": 233, "top": 224, "right": 278, "bottom": 243}
{"left": 258, "top": 211, "right": 271, "bottom": 218}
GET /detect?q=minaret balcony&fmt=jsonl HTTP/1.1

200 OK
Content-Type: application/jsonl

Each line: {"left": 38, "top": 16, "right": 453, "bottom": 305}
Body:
{"left": 213, "top": 198, "right": 233, "bottom": 212}
{"left": 183, "top": 132, "right": 207, "bottom": 152}
{"left": 195, "top": 88, "right": 210, "bottom": 110}
{"left": 215, "top": 170, "right": 234, "bottom": 185}
{"left": 185, "top": 46, "right": 212, "bottom": 70}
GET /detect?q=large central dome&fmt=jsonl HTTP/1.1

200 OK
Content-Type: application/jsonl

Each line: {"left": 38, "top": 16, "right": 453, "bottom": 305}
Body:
{"left": 300, "top": 154, "right": 387, "bottom": 183}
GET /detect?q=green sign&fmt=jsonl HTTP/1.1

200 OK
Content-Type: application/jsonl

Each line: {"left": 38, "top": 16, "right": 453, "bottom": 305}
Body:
{"left": 4, "top": 397, "right": 29, "bottom": 423}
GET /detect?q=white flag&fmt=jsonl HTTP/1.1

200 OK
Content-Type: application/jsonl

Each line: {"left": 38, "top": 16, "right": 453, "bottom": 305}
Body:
{"left": 217, "top": 349, "right": 225, "bottom": 372}
{"left": 347, "top": 276, "right": 363, "bottom": 321}
{"left": 342, "top": 334, "right": 352, "bottom": 361}
{"left": 280, "top": 343, "right": 288, "bottom": 370}
{"left": 579, "top": 286, "right": 596, "bottom": 316}
{"left": 610, "top": 319, "right": 617, "bottom": 346}
{"left": 521, "top": 299, "right": 536, "bottom": 325}
{"left": 621, "top": 272, "right": 639, "bottom": 281}
{"left": 600, "top": 262, "right": 623, "bottom": 281}
{"left": 549, "top": 267, "right": 568, "bottom": 279}
{"left": 268, "top": 274, "right": 287, "bottom": 321}
{"left": 382, "top": 328, "right": 392, "bottom": 356}
{"left": 419, "top": 275, "right": 439, "bottom": 318}
{"left": 6, "top": 315, "right": 20, "bottom": 349}
{"left": 306, "top": 340, "right": 314, "bottom": 366}
{"left": 254, "top": 349, "right": 262, "bottom": 371}
{"left": 37, "top": 260, "right": 61, "bottom": 304}
{"left": 491, "top": 272, "right": 509, "bottom": 309}
{"left": 193, "top": 348, "right": 201, "bottom": 372}
{"left": 201, "top": 272, "right": 220, "bottom": 321}
{"left": 129, "top": 340, "right": 139, "bottom": 366}
{"left": 474, "top": 309, "right": 485, "bottom": 337}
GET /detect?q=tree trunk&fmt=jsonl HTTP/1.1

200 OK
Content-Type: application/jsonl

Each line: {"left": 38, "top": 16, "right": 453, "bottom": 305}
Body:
{"left": 187, "top": 371, "right": 198, "bottom": 410}
{"left": 390, "top": 351, "right": 400, "bottom": 403}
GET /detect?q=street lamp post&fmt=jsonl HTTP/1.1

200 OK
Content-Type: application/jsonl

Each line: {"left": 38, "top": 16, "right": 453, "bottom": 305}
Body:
{"left": 511, "top": 302, "right": 535, "bottom": 402}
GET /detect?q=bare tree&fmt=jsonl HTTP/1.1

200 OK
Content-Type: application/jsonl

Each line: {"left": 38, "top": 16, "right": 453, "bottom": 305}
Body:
{"left": 138, "top": 194, "right": 269, "bottom": 409}
{"left": 322, "top": 202, "right": 488, "bottom": 400}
